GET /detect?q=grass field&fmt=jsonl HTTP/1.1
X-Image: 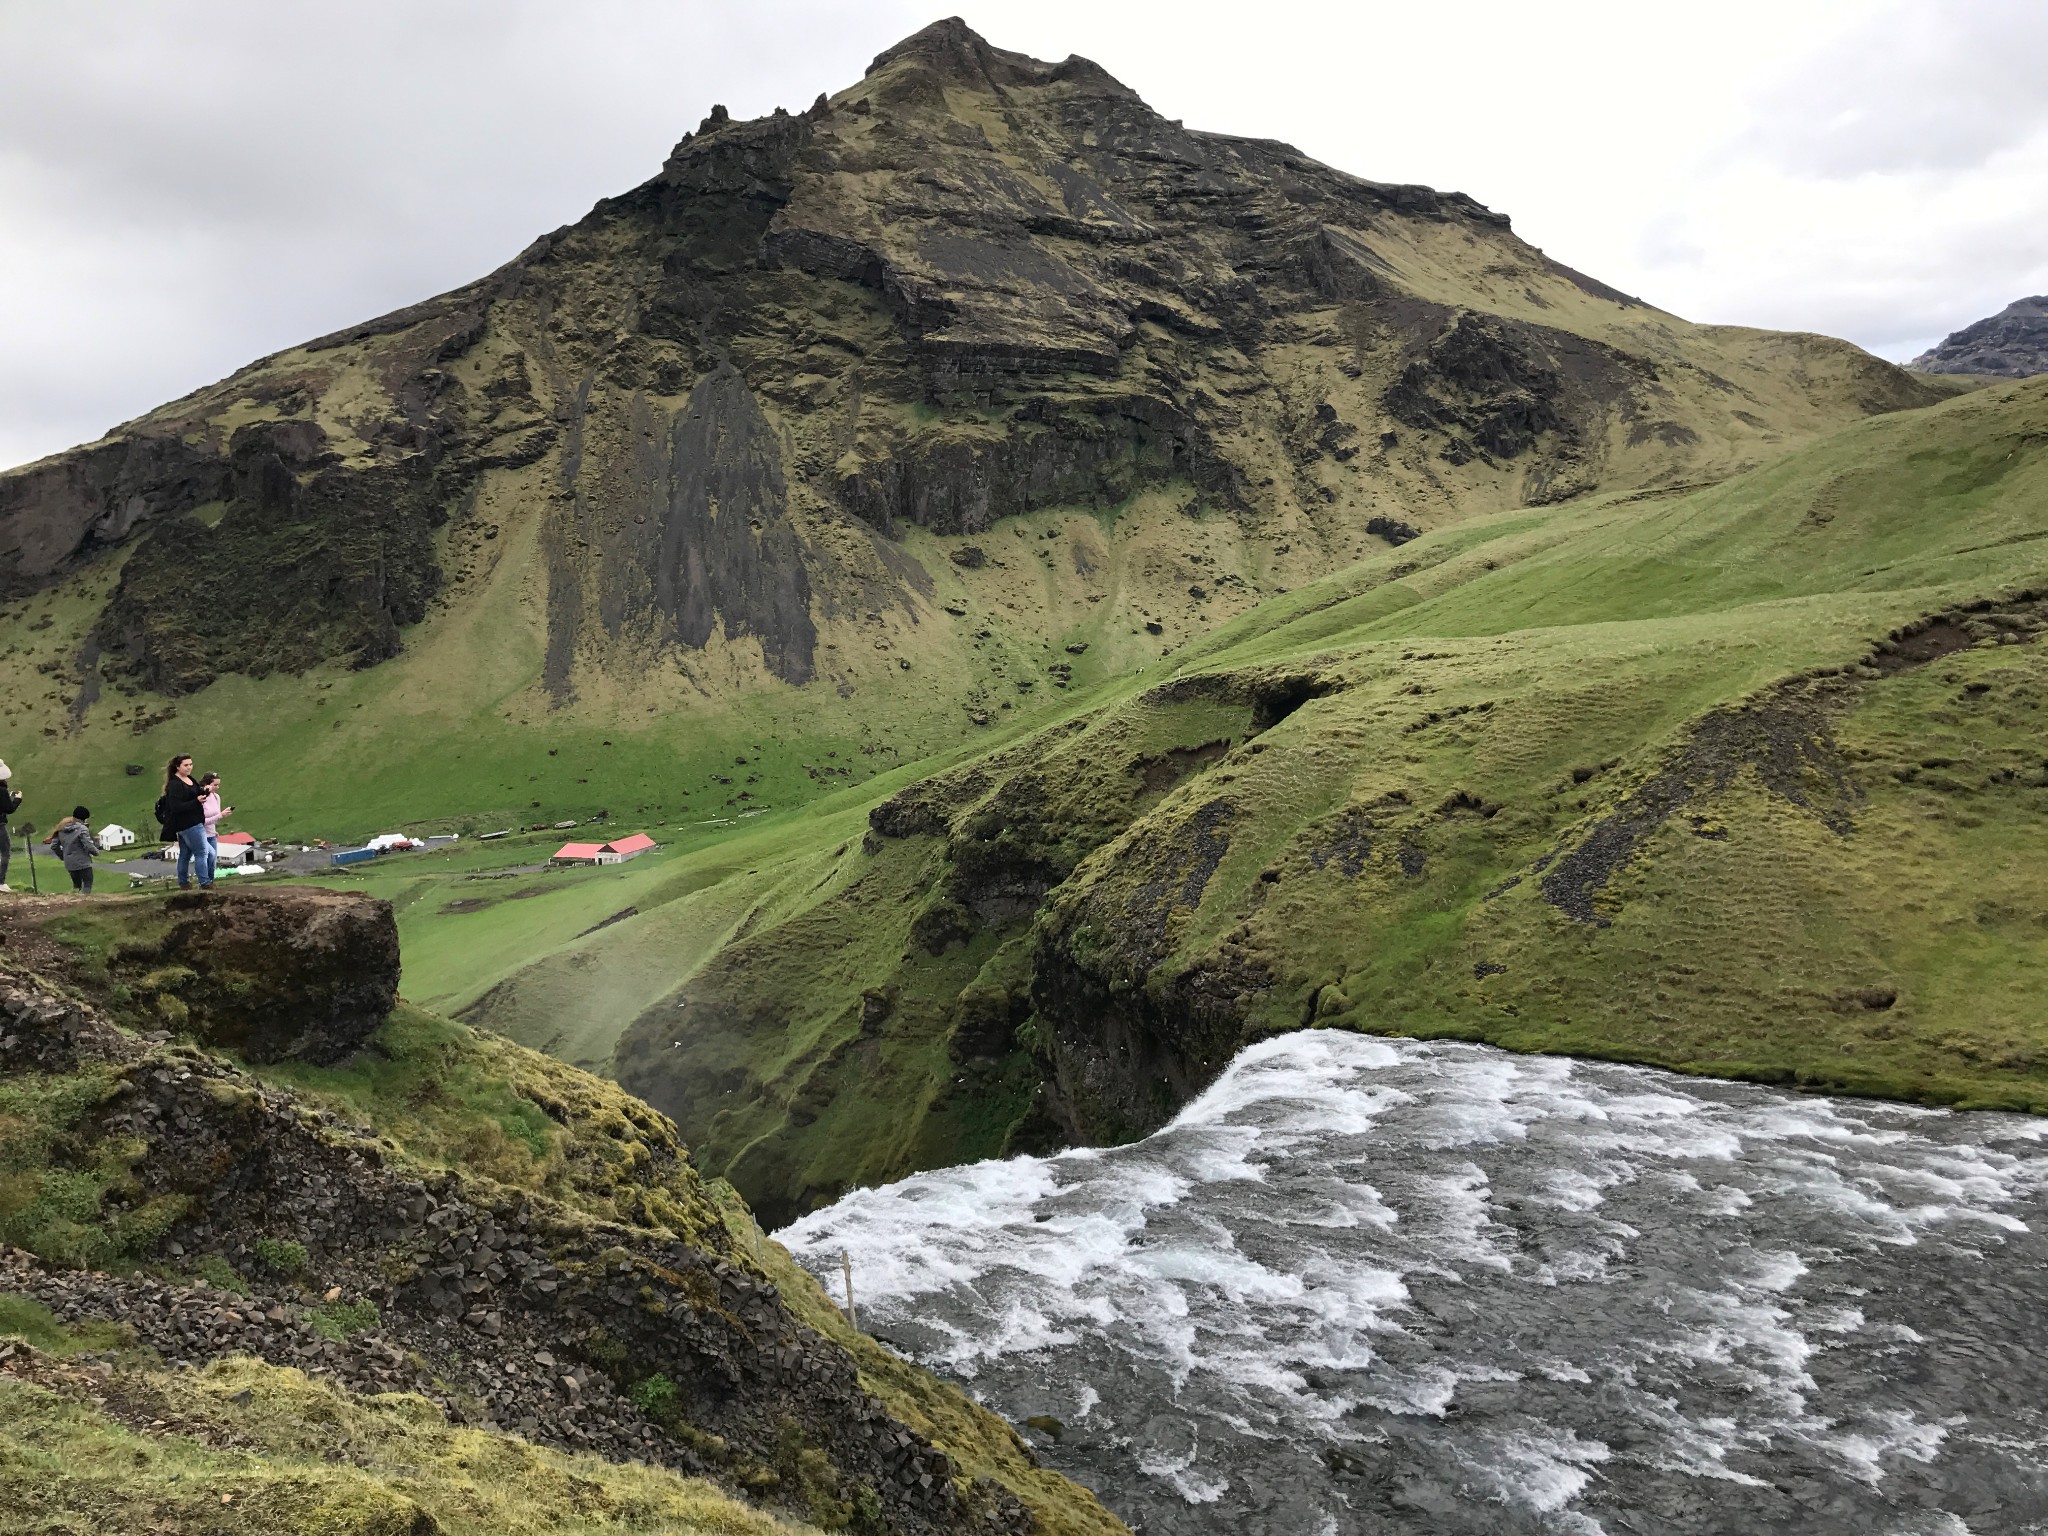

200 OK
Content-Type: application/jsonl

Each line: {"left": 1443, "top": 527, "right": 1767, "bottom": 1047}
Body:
{"left": 0, "top": 482, "right": 1270, "bottom": 849}
{"left": 0, "top": 1359, "right": 828, "bottom": 1536}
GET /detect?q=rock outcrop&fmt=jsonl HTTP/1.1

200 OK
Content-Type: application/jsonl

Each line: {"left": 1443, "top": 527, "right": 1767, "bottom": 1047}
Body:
{"left": 1909, "top": 296, "right": 2048, "bottom": 378}
{"left": 0, "top": 892, "right": 1110, "bottom": 1534}
{"left": 95, "top": 886, "right": 402, "bottom": 1064}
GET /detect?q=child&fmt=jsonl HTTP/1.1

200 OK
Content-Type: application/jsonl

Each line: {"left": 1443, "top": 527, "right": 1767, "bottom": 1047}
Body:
{"left": 199, "top": 772, "right": 233, "bottom": 865}
{"left": 47, "top": 806, "right": 97, "bottom": 894}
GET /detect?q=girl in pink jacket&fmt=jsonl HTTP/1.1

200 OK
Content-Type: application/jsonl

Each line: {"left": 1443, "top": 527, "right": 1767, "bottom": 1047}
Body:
{"left": 198, "top": 772, "right": 232, "bottom": 880}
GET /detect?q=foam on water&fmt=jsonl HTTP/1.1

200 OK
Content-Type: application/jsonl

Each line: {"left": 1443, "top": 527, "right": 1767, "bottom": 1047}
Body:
{"left": 782, "top": 1034, "right": 2048, "bottom": 1533}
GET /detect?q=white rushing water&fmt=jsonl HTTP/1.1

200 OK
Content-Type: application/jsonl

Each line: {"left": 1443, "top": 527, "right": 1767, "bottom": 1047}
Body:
{"left": 781, "top": 1033, "right": 2048, "bottom": 1534}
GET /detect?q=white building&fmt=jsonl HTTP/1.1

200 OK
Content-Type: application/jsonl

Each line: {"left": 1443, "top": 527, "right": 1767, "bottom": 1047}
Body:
{"left": 97, "top": 823, "right": 137, "bottom": 850}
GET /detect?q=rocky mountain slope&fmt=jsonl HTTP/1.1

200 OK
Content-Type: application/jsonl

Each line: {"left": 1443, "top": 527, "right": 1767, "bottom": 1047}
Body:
{"left": 1910, "top": 295, "right": 2048, "bottom": 377}
{"left": 0, "top": 17, "right": 1944, "bottom": 838}
{"left": 0, "top": 885, "right": 1125, "bottom": 1535}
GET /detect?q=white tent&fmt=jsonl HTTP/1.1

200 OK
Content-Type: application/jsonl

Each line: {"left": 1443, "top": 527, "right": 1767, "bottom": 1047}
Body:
{"left": 97, "top": 823, "right": 137, "bottom": 850}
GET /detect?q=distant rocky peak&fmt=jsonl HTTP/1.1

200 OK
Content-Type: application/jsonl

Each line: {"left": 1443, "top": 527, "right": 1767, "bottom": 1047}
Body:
{"left": 1909, "top": 295, "right": 2048, "bottom": 378}
{"left": 864, "top": 15, "right": 1135, "bottom": 100}
{"left": 869, "top": 16, "right": 1006, "bottom": 78}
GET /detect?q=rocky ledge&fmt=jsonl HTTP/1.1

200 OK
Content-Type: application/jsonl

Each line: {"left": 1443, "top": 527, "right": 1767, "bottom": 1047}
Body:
{"left": 0, "top": 891, "right": 1043, "bottom": 1534}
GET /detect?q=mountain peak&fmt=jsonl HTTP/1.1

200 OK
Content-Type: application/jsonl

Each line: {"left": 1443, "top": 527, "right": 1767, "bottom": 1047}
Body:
{"left": 1910, "top": 295, "right": 2048, "bottom": 377}
{"left": 865, "top": 15, "right": 1134, "bottom": 98}
{"left": 0, "top": 14, "right": 1939, "bottom": 772}
{"left": 867, "top": 16, "right": 996, "bottom": 76}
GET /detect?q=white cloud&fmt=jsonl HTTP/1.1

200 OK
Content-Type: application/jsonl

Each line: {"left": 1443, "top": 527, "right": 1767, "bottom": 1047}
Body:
{"left": 1737, "top": 0, "right": 2048, "bottom": 177}
{"left": 1624, "top": 0, "right": 2048, "bottom": 356}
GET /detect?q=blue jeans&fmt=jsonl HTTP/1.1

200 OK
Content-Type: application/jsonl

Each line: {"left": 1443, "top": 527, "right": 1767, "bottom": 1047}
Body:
{"left": 176, "top": 824, "right": 214, "bottom": 887}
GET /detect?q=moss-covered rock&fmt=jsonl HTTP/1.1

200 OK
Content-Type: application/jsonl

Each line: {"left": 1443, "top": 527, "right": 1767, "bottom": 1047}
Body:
{"left": 79, "top": 886, "right": 401, "bottom": 1065}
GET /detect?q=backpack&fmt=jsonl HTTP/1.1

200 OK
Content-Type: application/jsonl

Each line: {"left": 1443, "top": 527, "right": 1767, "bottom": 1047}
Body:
{"left": 154, "top": 793, "right": 170, "bottom": 840}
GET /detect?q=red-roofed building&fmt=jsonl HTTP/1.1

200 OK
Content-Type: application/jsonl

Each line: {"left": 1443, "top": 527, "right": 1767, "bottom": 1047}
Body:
{"left": 552, "top": 834, "right": 657, "bottom": 867}
{"left": 214, "top": 830, "right": 261, "bottom": 867}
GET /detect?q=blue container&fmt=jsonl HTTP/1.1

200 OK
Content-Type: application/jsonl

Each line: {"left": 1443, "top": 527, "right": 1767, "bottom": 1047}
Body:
{"left": 330, "top": 847, "right": 379, "bottom": 867}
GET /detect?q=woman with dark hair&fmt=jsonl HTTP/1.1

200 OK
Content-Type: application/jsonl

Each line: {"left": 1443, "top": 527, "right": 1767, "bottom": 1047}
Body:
{"left": 159, "top": 754, "right": 211, "bottom": 889}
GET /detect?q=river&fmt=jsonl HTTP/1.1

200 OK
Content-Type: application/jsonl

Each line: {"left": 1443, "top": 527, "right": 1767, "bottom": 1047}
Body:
{"left": 781, "top": 1032, "right": 2048, "bottom": 1534}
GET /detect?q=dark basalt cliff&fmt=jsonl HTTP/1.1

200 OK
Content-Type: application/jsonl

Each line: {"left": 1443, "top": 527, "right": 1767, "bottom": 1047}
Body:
{"left": 0, "top": 17, "right": 1936, "bottom": 707}
{"left": 1910, "top": 295, "right": 2048, "bottom": 378}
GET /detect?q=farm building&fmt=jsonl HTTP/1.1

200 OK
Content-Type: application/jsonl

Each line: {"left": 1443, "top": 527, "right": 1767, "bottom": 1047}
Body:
{"left": 97, "top": 823, "right": 137, "bottom": 850}
{"left": 550, "top": 834, "right": 658, "bottom": 867}
{"left": 216, "top": 832, "right": 259, "bottom": 867}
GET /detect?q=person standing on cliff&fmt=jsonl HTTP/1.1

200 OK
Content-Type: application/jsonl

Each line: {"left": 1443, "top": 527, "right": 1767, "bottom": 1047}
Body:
{"left": 158, "top": 754, "right": 212, "bottom": 890}
{"left": 199, "top": 772, "right": 232, "bottom": 868}
{"left": 0, "top": 759, "right": 17, "bottom": 893}
{"left": 45, "top": 807, "right": 97, "bottom": 894}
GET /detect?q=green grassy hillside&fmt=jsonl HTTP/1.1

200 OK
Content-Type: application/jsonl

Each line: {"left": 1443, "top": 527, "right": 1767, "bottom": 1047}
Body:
{"left": 159, "top": 372, "right": 2041, "bottom": 1224}
{"left": 542, "top": 374, "right": 2048, "bottom": 1219}
{"left": 0, "top": 1353, "right": 828, "bottom": 1536}
{"left": 7, "top": 346, "right": 2033, "bottom": 1229}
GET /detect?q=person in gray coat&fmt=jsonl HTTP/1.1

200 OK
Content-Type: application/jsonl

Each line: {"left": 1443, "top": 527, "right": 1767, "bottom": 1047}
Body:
{"left": 46, "top": 806, "right": 97, "bottom": 894}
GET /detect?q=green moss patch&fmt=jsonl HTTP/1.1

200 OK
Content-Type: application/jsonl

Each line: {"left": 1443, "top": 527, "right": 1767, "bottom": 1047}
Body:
{"left": 0, "top": 1356, "right": 824, "bottom": 1535}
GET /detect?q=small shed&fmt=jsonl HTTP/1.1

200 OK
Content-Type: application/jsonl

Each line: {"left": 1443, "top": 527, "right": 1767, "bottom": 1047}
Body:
{"left": 97, "top": 823, "right": 137, "bottom": 850}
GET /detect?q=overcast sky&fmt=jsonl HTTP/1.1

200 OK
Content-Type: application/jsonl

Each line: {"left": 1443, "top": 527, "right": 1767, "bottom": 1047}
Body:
{"left": 2, "top": 0, "right": 2043, "bottom": 471}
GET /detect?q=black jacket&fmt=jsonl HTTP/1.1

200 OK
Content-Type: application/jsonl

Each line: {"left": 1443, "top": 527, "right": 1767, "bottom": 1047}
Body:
{"left": 161, "top": 776, "right": 206, "bottom": 834}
